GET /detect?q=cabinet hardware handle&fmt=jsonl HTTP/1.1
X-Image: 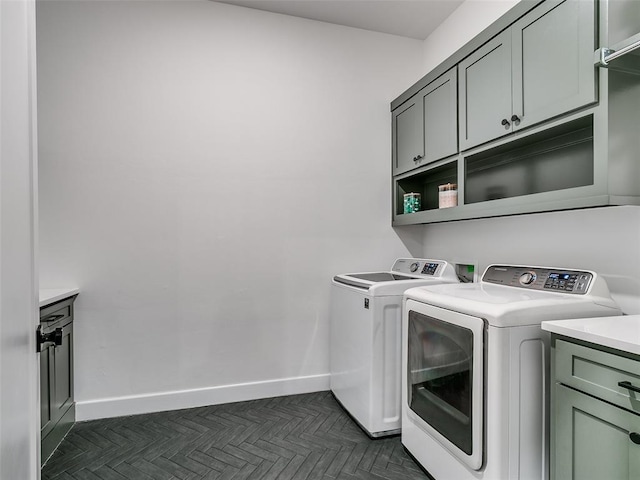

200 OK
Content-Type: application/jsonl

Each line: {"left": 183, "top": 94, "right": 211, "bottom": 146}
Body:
{"left": 42, "top": 314, "right": 65, "bottom": 323}
{"left": 618, "top": 380, "right": 640, "bottom": 394}
{"left": 415, "top": 154, "right": 423, "bottom": 161}
{"left": 501, "top": 118, "right": 510, "bottom": 127}
{"left": 510, "top": 114, "right": 521, "bottom": 123}
{"left": 36, "top": 326, "right": 63, "bottom": 353}
{"left": 630, "top": 432, "right": 640, "bottom": 445}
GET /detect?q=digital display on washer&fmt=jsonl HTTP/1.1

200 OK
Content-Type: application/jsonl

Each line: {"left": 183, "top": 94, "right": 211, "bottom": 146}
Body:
{"left": 421, "top": 263, "right": 439, "bottom": 275}
{"left": 548, "top": 273, "right": 571, "bottom": 280}
{"left": 544, "top": 271, "right": 584, "bottom": 293}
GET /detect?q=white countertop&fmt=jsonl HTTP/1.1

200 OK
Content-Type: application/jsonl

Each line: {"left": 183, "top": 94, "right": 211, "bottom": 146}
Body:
{"left": 541, "top": 315, "right": 640, "bottom": 356}
{"left": 39, "top": 288, "right": 80, "bottom": 308}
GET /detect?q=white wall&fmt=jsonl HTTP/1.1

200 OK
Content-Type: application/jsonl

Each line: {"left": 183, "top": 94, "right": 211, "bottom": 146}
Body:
{"left": 421, "top": 0, "right": 521, "bottom": 74}
{"left": 417, "top": 0, "right": 640, "bottom": 315}
{"left": 418, "top": 207, "right": 640, "bottom": 314}
{"left": 37, "top": 0, "right": 425, "bottom": 419}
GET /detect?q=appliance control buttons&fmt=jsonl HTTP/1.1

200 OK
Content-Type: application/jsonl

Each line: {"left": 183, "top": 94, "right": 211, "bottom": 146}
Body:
{"left": 519, "top": 271, "right": 537, "bottom": 285}
{"left": 410, "top": 262, "right": 420, "bottom": 273}
{"left": 544, "top": 272, "right": 584, "bottom": 293}
{"left": 575, "top": 281, "right": 588, "bottom": 293}
{"left": 421, "top": 263, "right": 438, "bottom": 275}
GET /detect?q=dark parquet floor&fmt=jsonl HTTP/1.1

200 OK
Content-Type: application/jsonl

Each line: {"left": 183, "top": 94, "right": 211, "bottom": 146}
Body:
{"left": 42, "top": 391, "right": 432, "bottom": 480}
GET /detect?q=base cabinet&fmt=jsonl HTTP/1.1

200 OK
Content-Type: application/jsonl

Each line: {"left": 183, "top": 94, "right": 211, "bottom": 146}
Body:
{"left": 40, "top": 296, "right": 76, "bottom": 466}
{"left": 555, "top": 384, "right": 640, "bottom": 480}
{"left": 551, "top": 337, "right": 640, "bottom": 480}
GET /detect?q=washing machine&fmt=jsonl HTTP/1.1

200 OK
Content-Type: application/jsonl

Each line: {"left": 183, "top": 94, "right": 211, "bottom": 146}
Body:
{"left": 401, "top": 264, "right": 622, "bottom": 480}
{"left": 330, "top": 258, "right": 459, "bottom": 437}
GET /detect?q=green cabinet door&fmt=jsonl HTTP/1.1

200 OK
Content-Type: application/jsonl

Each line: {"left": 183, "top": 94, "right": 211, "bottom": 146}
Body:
{"left": 555, "top": 384, "right": 640, "bottom": 480}
{"left": 459, "top": 30, "right": 513, "bottom": 150}
{"left": 393, "top": 68, "right": 458, "bottom": 176}
{"left": 512, "top": 0, "right": 596, "bottom": 131}
{"left": 459, "top": 0, "right": 596, "bottom": 151}
{"left": 422, "top": 67, "right": 458, "bottom": 165}
{"left": 392, "top": 96, "right": 422, "bottom": 176}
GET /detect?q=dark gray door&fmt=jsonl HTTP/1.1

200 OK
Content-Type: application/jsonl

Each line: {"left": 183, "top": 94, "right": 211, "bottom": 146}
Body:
{"left": 40, "top": 345, "right": 54, "bottom": 435}
{"left": 459, "top": 30, "right": 512, "bottom": 150}
{"left": 53, "top": 322, "right": 74, "bottom": 420}
{"left": 512, "top": 0, "right": 596, "bottom": 131}
{"left": 40, "top": 318, "right": 74, "bottom": 465}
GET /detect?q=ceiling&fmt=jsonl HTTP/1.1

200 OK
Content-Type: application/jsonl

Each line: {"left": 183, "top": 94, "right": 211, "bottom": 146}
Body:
{"left": 213, "top": 0, "right": 465, "bottom": 40}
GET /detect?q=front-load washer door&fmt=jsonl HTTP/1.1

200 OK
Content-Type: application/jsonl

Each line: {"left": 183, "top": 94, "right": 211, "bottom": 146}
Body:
{"left": 405, "top": 299, "right": 485, "bottom": 470}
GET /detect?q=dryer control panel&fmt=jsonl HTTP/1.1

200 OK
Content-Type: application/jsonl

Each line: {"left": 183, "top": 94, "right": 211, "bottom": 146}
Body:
{"left": 483, "top": 265, "right": 593, "bottom": 294}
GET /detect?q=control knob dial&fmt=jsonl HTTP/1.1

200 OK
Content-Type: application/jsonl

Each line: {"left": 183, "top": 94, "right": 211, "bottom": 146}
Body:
{"left": 519, "top": 271, "right": 537, "bottom": 286}
{"left": 410, "top": 262, "right": 420, "bottom": 273}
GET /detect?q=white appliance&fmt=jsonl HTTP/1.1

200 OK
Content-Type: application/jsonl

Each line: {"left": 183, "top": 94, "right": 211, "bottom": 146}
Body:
{"left": 402, "top": 264, "right": 622, "bottom": 480}
{"left": 330, "top": 258, "right": 459, "bottom": 437}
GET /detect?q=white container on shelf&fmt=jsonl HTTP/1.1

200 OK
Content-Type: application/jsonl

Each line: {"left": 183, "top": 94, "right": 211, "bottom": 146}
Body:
{"left": 438, "top": 183, "right": 457, "bottom": 208}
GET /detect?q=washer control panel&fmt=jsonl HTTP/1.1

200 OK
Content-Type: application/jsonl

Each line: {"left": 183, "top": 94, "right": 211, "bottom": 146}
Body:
{"left": 483, "top": 265, "right": 593, "bottom": 294}
{"left": 392, "top": 258, "right": 443, "bottom": 277}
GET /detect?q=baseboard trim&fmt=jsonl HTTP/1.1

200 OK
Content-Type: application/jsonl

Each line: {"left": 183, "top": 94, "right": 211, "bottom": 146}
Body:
{"left": 75, "top": 373, "right": 330, "bottom": 421}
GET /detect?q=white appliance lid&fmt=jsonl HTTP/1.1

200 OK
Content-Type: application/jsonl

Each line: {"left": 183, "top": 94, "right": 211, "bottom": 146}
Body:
{"left": 333, "top": 258, "right": 459, "bottom": 296}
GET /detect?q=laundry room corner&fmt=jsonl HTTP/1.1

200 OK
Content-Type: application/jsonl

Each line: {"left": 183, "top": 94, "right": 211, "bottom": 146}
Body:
{"left": 36, "top": 0, "right": 427, "bottom": 420}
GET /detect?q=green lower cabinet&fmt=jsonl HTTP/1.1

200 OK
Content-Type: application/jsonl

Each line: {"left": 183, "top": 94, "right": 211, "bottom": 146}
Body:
{"left": 555, "top": 384, "right": 640, "bottom": 480}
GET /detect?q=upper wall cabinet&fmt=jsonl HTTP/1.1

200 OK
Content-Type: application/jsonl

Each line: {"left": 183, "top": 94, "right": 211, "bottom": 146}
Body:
{"left": 459, "top": 0, "right": 596, "bottom": 150}
{"left": 392, "top": 68, "right": 457, "bottom": 176}
{"left": 390, "top": 0, "right": 640, "bottom": 225}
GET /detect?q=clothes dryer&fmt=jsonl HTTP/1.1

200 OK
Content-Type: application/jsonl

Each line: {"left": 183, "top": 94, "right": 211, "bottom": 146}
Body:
{"left": 401, "top": 264, "right": 622, "bottom": 479}
{"left": 330, "top": 258, "right": 459, "bottom": 437}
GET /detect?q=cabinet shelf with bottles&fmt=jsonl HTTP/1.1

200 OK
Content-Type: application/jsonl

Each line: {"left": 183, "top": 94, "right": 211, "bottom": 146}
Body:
{"left": 395, "top": 160, "right": 457, "bottom": 217}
